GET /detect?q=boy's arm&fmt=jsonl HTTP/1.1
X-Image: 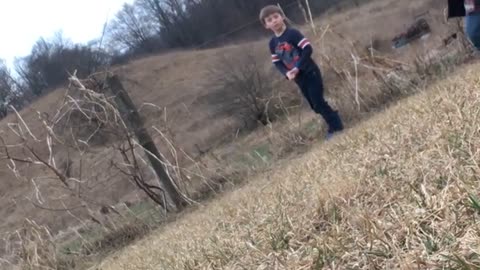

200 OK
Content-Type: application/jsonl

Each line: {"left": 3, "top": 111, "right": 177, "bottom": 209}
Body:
{"left": 270, "top": 41, "right": 289, "bottom": 78}
{"left": 289, "top": 29, "right": 313, "bottom": 71}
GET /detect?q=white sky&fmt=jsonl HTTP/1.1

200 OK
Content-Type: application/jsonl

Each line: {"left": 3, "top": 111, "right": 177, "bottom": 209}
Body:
{"left": 0, "top": 0, "right": 134, "bottom": 69}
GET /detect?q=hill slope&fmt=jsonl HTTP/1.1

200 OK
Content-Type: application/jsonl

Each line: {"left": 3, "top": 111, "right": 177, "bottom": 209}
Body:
{"left": 98, "top": 62, "right": 480, "bottom": 269}
{"left": 0, "top": 0, "right": 465, "bottom": 268}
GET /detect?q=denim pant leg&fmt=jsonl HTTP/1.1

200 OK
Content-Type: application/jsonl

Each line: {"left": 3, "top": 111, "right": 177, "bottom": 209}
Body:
{"left": 465, "top": 12, "right": 480, "bottom": 50}
{"left": 296, "top": 68, "right": 343, "bottom": 132}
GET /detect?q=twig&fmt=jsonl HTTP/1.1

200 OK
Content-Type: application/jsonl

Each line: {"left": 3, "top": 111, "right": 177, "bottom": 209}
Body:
{"left": 9, "top": 105, "right": 40, "bottom": 142}
{"left": 27, "top": 146, "right": 69, "bottom": 188}
{"left": 351, "top": 52, "right": 361, "bottom": 111}
{"left": 30, "top": 178, "right": 45, "bottom": 205}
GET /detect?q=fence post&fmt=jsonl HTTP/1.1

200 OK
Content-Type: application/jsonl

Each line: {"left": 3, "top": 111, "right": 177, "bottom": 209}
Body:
{"left": 106, "top": 75, "right": 185, "bottom": 211}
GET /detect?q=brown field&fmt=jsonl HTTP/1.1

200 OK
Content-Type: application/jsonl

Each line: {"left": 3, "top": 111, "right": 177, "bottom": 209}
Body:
{"left": 0, "top": 0, "right": 473, "bottom": 268}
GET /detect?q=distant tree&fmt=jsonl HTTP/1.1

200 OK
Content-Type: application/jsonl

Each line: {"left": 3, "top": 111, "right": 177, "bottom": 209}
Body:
{"left": 15, "top": 32, "right": 112, "bottom": 97}
{"left": 105, "top": 2, "right": 161, "bottom": 54}
{"left": 105, "top": 0, "right": 319, "bottom": 53}
{"left": 137, "top": 0, "right": 195, "bottom": 47}
{"left": 0, "top": 60, "right": 15, "bottom": 116}
{"left": 0, "top": 60, "right": 28, "bottom": 117}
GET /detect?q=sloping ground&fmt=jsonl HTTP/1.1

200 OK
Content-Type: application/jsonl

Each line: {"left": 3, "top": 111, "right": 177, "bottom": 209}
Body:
{"left": 98, "top": 63, "right": 480, "bottom": 269}
{"left": 0, "top": 0, "right": 455, "bottom": 261}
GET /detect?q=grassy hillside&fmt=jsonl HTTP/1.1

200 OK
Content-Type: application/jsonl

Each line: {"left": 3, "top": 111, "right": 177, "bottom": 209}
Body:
{"left": 98, "top": 62, "right": 480, "bottom": 269}
{"left": 0, "top": 0, "right": 471, "bottom": 268}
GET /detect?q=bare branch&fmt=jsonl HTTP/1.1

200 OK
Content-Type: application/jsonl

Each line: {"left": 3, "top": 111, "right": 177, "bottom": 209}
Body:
{"left": 27, "top": 146, "right": 69, "bottom": 188}
{"left": 9, "top": 105, "right": 40, "bottom": 142}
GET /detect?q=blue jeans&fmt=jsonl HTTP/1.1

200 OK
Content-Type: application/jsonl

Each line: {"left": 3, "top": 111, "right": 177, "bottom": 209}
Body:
{"left": 295, "top": 67, "right": 344, "bottom": 133}
{"left": 465, "top": 12, "right": 480, "bottom": 50}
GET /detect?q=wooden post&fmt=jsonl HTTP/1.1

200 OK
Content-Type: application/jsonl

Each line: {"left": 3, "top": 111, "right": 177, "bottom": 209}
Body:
{"left": 106, "top": 75, "right": 185, "bottom": 211}
{"left": 305, "top": 0, "right": 317, "bottom": 35}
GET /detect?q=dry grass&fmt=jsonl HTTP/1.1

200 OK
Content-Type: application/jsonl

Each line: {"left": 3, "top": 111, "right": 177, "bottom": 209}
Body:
{"left": 97, "top": 63, "right": 480, "bottom": 269}
{"left": 0, "top": 0, "right": 472, "bottom": 268}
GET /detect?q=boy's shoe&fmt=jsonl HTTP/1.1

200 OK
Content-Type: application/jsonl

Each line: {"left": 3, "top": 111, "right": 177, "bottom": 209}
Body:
{"left": 326, "top": 132, "right": 335, "bottom": 141}
{"left": 325, "top": 128, "right": 343, "bottom": 141}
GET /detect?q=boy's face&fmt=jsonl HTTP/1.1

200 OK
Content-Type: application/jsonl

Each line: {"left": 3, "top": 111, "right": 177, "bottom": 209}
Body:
{"left": 264, "top": 12, "right": 286, "bottom": 33}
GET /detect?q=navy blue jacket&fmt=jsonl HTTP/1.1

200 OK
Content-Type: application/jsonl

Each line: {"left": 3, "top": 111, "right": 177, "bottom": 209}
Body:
{"left": 269, "top": 28, "right": 317, "bottom": 79}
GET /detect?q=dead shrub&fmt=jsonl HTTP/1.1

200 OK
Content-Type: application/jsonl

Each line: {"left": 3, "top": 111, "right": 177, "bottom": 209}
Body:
{"left": 208, "top": 49, "right": 299, "bottom": 130}
{"left": 51, "top": 79, "right": 125, "bottom": 148}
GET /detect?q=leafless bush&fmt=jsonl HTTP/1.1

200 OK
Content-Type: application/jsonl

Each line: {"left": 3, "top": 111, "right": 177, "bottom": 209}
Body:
{"left": 209, "top": 49, "right": 299, "bottom": 130}
{"left": 49, "top": 79, "right": 124, "bottom": 149}
{"left": 213, "top": 51, "right": 274, "bottom": 126}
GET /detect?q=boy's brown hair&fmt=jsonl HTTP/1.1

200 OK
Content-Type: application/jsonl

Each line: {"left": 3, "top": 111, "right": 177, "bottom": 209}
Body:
{"left": 259, "top": 5, "right": 285, "bottom": 25}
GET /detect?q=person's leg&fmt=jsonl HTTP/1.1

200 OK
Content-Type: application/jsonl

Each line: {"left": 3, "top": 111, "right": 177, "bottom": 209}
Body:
{"left": 296, "top": 78, "right": 316, "bottom": 112}
{"left": 465, "top": 12, "right": 480, "bottom": 50}
{"left": 300, "top": 68, "right": 343, "bottom": 134}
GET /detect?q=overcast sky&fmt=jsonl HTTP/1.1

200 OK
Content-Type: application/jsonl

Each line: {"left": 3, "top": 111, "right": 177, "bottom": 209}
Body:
{"left": 0, "top": 0, "right": 134, "bottom": 69}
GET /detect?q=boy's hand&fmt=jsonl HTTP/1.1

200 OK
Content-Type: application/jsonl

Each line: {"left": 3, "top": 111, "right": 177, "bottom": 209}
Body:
{"left": 287, "top": 68, "right": 299, "bottom": 80}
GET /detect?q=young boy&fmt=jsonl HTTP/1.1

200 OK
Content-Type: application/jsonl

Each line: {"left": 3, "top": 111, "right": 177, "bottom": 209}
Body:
{"left": 259, "top": 5, "right": 344, "bottom": 139}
